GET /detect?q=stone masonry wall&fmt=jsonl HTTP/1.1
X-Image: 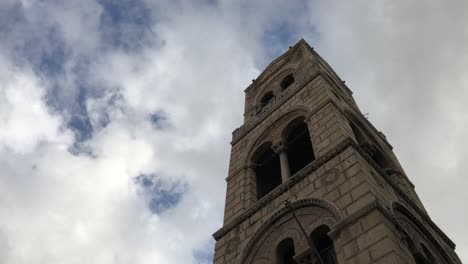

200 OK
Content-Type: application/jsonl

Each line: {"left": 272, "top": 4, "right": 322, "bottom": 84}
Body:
{"left": 214, "top": 144, "right": 418, "bottom": 264}
{"left": 214, "top": 40, "right": 460, "bottom": 264}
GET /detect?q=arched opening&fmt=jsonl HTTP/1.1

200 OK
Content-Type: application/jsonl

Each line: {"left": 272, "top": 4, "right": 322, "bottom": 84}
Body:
{"left": 421, "top": 244, "right": 436, "bottom": 264}
{"left": 310, "top": 225, "right": 337, "bottom": 264}
{"left": 401, "top": 231, "right": 432, "bottom": 264}
{"left": 280, "top": 74, "right": 295, "bottom": 90}
{"left": 350, "top": 122, "right": 366, "bottom": 145}
{"left": 393, "top": 203, "right": 453, "bottom": 264}
{"left": 372, "top": 148, "right": 393, "bottom": 171}
{"left": 260, "top": 91, "right": 275, "bottom": 108}
{"left": 276, "top": 238, "right": 296, "bottom": 264}
{"left": 284, "top": 118, "right": 315, "bottom": 176}
{"left": 252, "top": 143, "right": 282, "bottom": 199}
{"left": 350, "top": 121, "right": 393, "bottom": 172}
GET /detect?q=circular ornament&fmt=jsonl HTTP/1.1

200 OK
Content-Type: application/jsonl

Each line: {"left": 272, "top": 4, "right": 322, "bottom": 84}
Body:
{"left": 321, "top": 168, "right": 341, "bottom": 186}
{"left": 225, "top": 236, "right": 240, "bottom": 254}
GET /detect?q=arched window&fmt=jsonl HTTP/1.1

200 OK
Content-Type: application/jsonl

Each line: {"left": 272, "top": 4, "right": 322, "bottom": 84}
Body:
{"left": 276, "top": 238, "right": 296, "bottom": 264}
{"left": 260, "top": 91, "right": 275, "bottom": 108}
{"left": 280, "top": 74, "right": 295, "bottom": 90}
{"left": 350, "top": 121, "right": 393, "bottom": 172}
{"left": 421, "top": 244, "right": 436, "bottom": 263}
{"left": 284, "top": 118, "right": 315, "bottom": 176}
{"left": 394, "top": 204, "right": 451, "bottom": 264}
{"left": 350, "top": 122, "right": 366, "bottom": 145}
{"left": 310, "top": 225, "right": 337, "bottom": 264}
{"left": 401, "top": 232, "right": 430, "bottom": 264}
{"left": 372, "top": 148, "right": 393, "bottom": 171}
{"left": 252, "top": 143, "right": 282, "bottom": 199}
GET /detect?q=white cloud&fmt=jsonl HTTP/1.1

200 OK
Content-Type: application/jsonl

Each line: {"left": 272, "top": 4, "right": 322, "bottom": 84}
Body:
{"left": 303, "top": 1, "right": 468, "bottom": 261}
{"left": 0, "top": 0, "right": 467, "bottom": 263}
{"left": 0, "top": 58, "right": 71, "bottom": 153}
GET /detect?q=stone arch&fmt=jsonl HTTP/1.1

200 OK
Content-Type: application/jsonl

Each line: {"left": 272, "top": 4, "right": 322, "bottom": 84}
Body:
{"left": 250, "top": 141, "right": 282, "bottom": 199}
{"left": 254, "top": 66, "right": 298, "bottom": 107}
{"left": 420, "top": 243, "right": 436, "bottom": 263}
{"left": 344, "top": 109, "right": 382, "bottom": 147}
{"left": 271, "top": 230, "right": 303, "bottom": 263}
{"left": 391, "top": 202, "right": 453, "bottom": 264}
{"left": 344, "top": 109, "right": 397, "bottom": 172}
{"left": 281, "top": 116, "right": 316, "bottom": 176}
{"left": 259, "top": 90, "right": 276, "bottom": 108}
{"left": 280, "top": 73, "right": 295, "bottom": 91}
{"left": 250, "top": 141, "right": 274, "bottom": 164}
{"left": 281, "top": 116, "right": 309, "bottom": 140}
{"left": 240, "top": 198, "right": 343, "bottom": 264}
{"left": 273, "top": 68, "right": 297, "bottom": 88}
{"left": 244, "top": 106, "right": 312, "bottom": 166}
{"left": 305, "top": 217, "right": 337, "bottom": 235}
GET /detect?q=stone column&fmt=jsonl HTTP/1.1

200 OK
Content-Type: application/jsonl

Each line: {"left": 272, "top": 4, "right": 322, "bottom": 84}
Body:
{"left": 273, "top": 142, "right": 290, "bottom": 183}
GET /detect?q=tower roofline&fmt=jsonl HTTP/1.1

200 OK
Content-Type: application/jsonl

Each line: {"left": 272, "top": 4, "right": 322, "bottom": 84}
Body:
{"left": 244, "top": 38, "right": 313, "bottom": 93}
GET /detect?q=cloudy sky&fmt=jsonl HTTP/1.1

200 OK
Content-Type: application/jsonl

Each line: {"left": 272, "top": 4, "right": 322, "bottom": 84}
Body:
{"left": 0, "top": 0, "right": 467, "bottom": 263}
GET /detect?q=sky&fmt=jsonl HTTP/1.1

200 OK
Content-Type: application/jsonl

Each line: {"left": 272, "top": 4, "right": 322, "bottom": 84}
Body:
{"left": 0, "top": 0, "right": 467, "bottom": 263}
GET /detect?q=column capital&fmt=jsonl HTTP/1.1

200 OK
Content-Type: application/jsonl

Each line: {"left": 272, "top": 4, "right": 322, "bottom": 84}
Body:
{"left": 272, "top": 141, "right": 287, "bottom": 153}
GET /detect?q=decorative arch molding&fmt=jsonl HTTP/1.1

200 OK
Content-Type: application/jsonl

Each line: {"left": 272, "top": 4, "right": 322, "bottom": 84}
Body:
{"left": 268, "top": 229, "right": 303, "bottom": 258}
{"left": 240, "top": 198, "right": 343, "bottom": 264}
{"left": 254, "top": 66, "right": 299, "bottom": 106}
{"left": 281, "top": 115, "right": 310, "bottom": 141}
{"left": 343, "top": 107, "right": 394, "bottom": 152}
{"left": 305, "top": 217, "right": 336, "bottom": 235}
{"left": 344, "top": 109, "right": 399, "bottom": 173}
{"left": 250, "top": 141, "right": 274, "bottom": 163}
{"left": 244, "top": 106, "right": 313, "bottom": 166}
{"left": 391, "top": 202, "right": 455, "bottom": 264}
{"left": 344, "top": 109, "right": 383, "bottom": 147}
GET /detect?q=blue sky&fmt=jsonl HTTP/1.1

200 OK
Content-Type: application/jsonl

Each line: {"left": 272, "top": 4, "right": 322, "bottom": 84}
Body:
{"left": 0, "top": 1, "right": 467, "bottom": 263}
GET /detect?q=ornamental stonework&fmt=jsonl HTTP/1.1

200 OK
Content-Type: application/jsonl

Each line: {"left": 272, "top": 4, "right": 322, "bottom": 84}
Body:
{"left": 321, "top": 168, "right": 341, "bottom": 186}
{"left": 213, "top": 39, "right": 462, "bottom": 264}
{"left": 225, "top": 237, "right": 240, "bottom": 255}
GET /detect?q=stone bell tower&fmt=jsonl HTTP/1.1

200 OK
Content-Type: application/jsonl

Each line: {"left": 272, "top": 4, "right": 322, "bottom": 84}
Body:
{"left": 212, "top": 39, "right": 461, "bottom": 264}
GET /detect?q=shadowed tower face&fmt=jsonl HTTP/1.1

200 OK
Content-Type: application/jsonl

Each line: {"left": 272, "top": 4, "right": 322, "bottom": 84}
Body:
{"left": 212, "top": 39, "right": 461, "bottom": 264}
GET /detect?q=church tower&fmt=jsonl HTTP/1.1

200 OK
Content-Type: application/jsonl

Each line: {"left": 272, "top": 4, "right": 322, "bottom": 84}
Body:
{"left": 212, "top": 39, "right": 461, "bottom": 264}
